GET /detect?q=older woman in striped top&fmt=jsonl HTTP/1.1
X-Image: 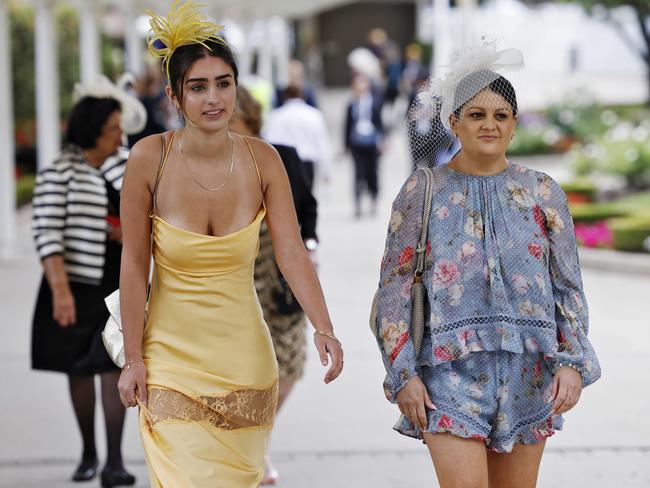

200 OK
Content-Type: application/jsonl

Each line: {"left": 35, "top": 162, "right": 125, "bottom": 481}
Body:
{"left": 31, "top": 96, "right": 136, "bottom": 487}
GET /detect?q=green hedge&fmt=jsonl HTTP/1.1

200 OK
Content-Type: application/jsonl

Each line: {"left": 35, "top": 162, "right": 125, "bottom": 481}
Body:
{"left": 561, "top": 180, "right": 596, "bottom": 202}
{"left": 507, "top": 126, "right": 556, "bottom": 156}
{"left": 609, "top": 217, "right": 650, "bottom": 252}
{"left": 16, "top": 174, "right": 35, "bottom": 207}
{"left": 570, "top": 203, "right": 628, "bottom": 223}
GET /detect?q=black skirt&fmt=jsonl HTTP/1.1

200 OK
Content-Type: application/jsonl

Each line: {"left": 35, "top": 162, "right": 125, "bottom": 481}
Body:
{"left": 31, "top": 240, "right": 122, "bottom": 375}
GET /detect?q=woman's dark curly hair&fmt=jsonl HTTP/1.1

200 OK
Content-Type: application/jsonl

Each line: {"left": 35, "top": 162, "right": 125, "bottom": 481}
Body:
{"left": 65, "top": 96, "right": 121, "bottom": 148}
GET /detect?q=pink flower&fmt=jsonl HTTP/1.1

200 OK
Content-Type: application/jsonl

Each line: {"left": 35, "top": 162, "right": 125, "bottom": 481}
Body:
{"left": 406, "top": 176, "right": 418, "bottom": 193}
{"left": 528, "top": 242, "right": 542, "bottom": 260}
{"left": 512, "top": 274, "right": 530, "bottom": 294}
{"left": 432, "top": 260, "right": 460, "bottom": 289}
{"left": 533, "top": 205, "right": 548, "bottom": 238}
{"left": 388, "top": 331, "right": 409, "bottom": 363}
{"left": 536, "top": 179, "right": 552, "bottom": 201}
{"left": 434, "top": 346, "right": 454, "bottom": 361}
{"left": 460, "top": 241, "right": 477, "bottom": 259}
{"left": 400, "top": 280, "right": 413, "bottom": 299}
{"left": 398, "top": 246, "right": 414, "bottom": 266}
{"left": 573, "top": 292, "right": 584, "bottom": 310}
{"left": 436, "top": 206, "right": 450, "bottom": 220}
{"left": 575, "top": 221, "right": 613, "bottom": 248}
{"left": 438, "top": 415, "right": 454, "bottom": 430}
{"left": 450, "top": 192, "right": 465, "bottom": 205}
{"left": 448, "top": 284, "right": 465, "bottom": 306}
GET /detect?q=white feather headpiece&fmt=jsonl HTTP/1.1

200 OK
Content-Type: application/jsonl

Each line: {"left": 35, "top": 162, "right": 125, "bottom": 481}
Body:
{"left": 418, "top": 40, "right": 524, "bottom": 129}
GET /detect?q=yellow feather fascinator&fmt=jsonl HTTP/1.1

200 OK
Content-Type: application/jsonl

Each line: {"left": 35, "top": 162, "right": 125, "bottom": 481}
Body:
{"left": 146, "top": 0, "right": 226, "bottom": 82}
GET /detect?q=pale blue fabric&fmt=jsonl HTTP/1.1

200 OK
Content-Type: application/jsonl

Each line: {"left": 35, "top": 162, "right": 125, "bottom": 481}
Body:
{"left": 373, "top": 163, "right": 601, "bottom": 403}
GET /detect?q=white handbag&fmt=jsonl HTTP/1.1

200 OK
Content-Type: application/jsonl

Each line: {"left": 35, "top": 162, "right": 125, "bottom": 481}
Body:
{"left": 101, "top": 132, "right": 175, "bottom": 367}
{"left": 103, "top": 290, "right": 126, "bottom": 367}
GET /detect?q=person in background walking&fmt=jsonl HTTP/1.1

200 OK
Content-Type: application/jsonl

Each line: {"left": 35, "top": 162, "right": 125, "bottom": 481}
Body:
{"left": 263, "top": 85, "right": 333, "bottom": 193}
{"left": 31, "top": 95, "right": 136, "bottom": 487}
{"left": 274, "top": 58, "right": 319, "bottom": 109}
{"left": 230, "top": 85, "right": 319, "bottom": 485}
{"left": 345, "top": 74, "right": 384, "bottom": 218}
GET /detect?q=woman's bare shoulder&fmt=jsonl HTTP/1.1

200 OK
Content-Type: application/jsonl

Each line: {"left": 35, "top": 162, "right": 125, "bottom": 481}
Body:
{"left": 125, "top": 132, "right": 170, "bottom": 181}
{"left": 243, "top": 135, "right": 280, "bottom": 160}
{"left": 242, "top": 135, "right": 284, "bottom": 175}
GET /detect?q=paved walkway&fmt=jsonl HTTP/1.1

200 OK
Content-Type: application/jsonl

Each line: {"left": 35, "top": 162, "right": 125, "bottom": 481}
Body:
{"left": 1, "top": 90, "right": 649, "bottom": 487}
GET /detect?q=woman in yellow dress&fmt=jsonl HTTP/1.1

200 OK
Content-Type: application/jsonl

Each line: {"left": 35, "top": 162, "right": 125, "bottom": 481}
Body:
{"left": 116, "top": 2, "right": 344, "bottom": 486}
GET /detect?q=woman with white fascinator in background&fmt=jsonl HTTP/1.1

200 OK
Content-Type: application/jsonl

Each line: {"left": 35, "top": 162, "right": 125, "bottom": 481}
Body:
{"left": 371, "top": 40, "right": 600, "bottom": 487}
{"left": 31, "top": 76, "right": 145, "bottom": 486}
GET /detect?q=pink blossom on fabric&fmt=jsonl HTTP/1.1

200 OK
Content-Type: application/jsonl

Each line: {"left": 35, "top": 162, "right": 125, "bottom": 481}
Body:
{"left": 432, "top": 260, "right": 461, "bottom": 289}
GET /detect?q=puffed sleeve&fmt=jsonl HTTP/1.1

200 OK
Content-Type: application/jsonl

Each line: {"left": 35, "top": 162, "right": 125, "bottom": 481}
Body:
{"left": 31, "top": 164, "right": 70, "bottom": 260}
{"left": 543, "top": 177, "right": 601, "bottom": 387}
{"left": 373, "top": 170, "right": 427, "bottom": 402}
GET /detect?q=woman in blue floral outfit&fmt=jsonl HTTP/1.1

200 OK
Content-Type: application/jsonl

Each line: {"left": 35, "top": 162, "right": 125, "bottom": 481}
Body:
{"left": 373, "top": 45, "right": 600, "bottom": 487}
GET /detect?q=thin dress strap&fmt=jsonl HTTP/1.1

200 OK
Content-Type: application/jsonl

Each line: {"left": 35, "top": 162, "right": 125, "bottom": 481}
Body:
{"left": 242, "top": 135, "right": 263, "bottom": 189}
{"left": 150, "top": 131, "right": 177, "bottom": 218}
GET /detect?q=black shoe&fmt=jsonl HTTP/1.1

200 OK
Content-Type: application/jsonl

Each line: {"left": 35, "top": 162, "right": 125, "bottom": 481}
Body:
{"left": 71, "top": 458, "right": 98, "bottom": 482}
{"left": 100, "top": 466, "right": 136, "bottom": 487}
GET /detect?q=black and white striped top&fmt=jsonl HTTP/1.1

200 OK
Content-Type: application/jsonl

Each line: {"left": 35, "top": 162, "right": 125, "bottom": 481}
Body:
{"left": 31, "top": 145, "right": 129, "bottom": 285}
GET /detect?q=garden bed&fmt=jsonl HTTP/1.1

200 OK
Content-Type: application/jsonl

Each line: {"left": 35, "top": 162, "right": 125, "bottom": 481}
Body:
{"left": 570, "top": 192, "right": 650, "bottom": 253}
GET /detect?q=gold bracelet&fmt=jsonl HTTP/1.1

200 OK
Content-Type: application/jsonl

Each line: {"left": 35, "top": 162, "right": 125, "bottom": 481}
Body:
{"left": 123, "top": 359, "right": 144, "bottom": 370}
{"left": 314, "top": 330, "right": 342, "bottom": 347}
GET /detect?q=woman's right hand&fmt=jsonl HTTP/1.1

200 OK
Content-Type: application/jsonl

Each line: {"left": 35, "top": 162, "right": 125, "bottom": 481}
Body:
{"left": 52, "top": 286, "right": 76, "bottom": 327}
{"left": 118, "top": 360, "right": 148, "bottom": 408}
{"left": 396, "top": 375, "right": 436, "bottom": 430}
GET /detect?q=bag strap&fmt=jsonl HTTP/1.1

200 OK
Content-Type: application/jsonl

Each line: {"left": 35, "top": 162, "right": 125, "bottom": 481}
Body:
{"left": 414, "top": 166, "right": 434, "bottom": 278}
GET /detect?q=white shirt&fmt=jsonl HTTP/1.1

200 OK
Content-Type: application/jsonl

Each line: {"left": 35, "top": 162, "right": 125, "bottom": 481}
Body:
{"left": 263, "top": 99, "right": 333, "bottom": 178}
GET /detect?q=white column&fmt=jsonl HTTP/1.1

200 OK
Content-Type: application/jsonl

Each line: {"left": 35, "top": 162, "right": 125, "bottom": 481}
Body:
{"left": 458, "top": 0, "right": 477, "bottom": 48}
{"left": 238, "top": 26, "right": 252, "bottom": 80}
{"left": 269, "top": 17, "right": 290, "bottom": 88}
{"left": 35, "top": 0, "right": 60, "bottom": 170}
{"left": 432, "top": 0, "right": 452, "bottom": 77}
{"left": 258, "top": 20, "right": 273, "bottom": 84}
{"left": 79, "top": 0, "right": 101, "bottom": 84}
{"left": 123, "top": 1, "right": 144, "bottom": 76}
{"left": 0, "top": 0, "right": 16, "bottom": 259}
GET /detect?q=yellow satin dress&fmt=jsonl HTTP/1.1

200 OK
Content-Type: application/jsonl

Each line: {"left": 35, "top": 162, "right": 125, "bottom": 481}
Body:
{"left": 139, "top": 137, "right": 279, "bottom": 487}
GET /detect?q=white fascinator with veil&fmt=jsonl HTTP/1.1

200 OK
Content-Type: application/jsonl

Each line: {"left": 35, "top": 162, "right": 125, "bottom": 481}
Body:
{"left": 407, "top": 39, "right": 525, "bottom": 168}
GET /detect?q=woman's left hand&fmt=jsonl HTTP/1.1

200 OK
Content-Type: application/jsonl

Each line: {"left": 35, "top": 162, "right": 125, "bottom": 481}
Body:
{"left": 314, "top": 333, "right": 343, "bottom": 384}
{"left": 550, "top": 366, "right": 583, "bottom": 415}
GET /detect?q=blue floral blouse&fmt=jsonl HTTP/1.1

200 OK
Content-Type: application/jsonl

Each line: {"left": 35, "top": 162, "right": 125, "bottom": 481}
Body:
{"left": 373, "top": 163, "right": 601, "bottom": 402}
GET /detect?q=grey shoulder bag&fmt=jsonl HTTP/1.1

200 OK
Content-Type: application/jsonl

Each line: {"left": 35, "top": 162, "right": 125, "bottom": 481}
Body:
{"left": 370, "top": 166, "right": 434, "bottom": 359}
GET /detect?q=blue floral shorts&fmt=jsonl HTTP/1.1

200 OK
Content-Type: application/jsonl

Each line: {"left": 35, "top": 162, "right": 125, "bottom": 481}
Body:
{"left": 395, "top": 351, "right": 564, "bottom": 453}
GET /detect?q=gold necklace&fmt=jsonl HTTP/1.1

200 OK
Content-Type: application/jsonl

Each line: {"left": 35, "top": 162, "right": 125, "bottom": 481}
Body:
{"left": 179, "top": 129, "right": 235, "bottom": 192}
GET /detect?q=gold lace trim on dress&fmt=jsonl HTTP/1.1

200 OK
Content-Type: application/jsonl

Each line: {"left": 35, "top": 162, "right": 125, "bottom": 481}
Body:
{"left": 144, "top": 382, "right": 278, "bottom": 430}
